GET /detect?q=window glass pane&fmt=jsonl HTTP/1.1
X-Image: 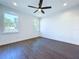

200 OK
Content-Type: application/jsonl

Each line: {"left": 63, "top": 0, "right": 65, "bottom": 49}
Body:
{"left": 4, "top": 13, "right": 18, "bottom": 33}
{"left": 33, "top": 19, "right": 40, "bottom": 32}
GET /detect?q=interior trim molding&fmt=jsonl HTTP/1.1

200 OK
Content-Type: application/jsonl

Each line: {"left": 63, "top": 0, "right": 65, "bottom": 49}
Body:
{"left": 0, "top": 36, "right": 41, "bottom": 46}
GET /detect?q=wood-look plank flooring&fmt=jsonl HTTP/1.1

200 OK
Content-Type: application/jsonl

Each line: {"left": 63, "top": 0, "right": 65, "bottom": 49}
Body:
{"left": 0, "top": 37, "right": 79, "bottom": 59}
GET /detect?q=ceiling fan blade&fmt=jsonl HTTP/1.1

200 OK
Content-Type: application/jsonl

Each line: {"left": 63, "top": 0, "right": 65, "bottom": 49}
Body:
{"left": 39, "top": 0, "right": 43, "bottom": 8}
{"left": 28, "top": 6, "right": 37, "bottom": 8}
{"left": 41, "top": 10, "right": 45, "bottom": 14}
{"left": 34, "top": 10, "right": 38, "bottom": 13}
{"left": 41, "top": 6, "right": 52, "bottom": 9}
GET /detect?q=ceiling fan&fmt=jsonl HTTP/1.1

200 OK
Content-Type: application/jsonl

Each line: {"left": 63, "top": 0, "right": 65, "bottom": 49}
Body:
{"left": 28, "top": 0, "right": 52, "bottom": 14}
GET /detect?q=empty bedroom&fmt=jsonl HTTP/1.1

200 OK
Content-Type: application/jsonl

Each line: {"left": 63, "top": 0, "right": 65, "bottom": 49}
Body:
{"left": 0, "top": 0, "right": 79, "bottom": 59}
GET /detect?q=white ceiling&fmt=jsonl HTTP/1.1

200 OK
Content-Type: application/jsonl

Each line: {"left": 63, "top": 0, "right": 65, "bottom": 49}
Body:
{"left": 0, "top": 0, "right": 79, "bottom": 17}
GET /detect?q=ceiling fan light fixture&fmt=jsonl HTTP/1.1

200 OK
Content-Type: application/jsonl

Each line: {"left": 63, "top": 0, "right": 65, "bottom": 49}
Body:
{"left": 38, "top": 9, "right": 41, "bottom": 11}
{"left": 28, "top": 0, "right": 52, "bottom": 14}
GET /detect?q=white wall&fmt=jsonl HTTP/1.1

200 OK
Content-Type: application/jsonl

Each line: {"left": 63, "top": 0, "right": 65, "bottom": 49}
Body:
{"left": 0, "top": 5, "right": 39, "bottom": 45}
{"left": 40, "top": 6, "right": 79, "bottom": 45}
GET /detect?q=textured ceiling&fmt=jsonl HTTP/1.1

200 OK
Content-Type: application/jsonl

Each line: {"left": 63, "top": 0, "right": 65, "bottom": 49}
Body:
{"left": 0, "top": 0, "right": 79, "bottom": 17}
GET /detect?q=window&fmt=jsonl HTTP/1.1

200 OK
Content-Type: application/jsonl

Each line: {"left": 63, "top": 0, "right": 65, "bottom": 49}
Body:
{"left": 3, "top": 13, "right": 18, "bottom": 33}
{"left": 33, "top": 19, "right": 40, "bottom": 32}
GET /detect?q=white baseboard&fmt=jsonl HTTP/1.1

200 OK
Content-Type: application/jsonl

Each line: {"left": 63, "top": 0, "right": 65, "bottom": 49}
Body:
{"left": 41, "top": 36, "right": 79, "bottom": 46}
{"left": 0, "top": 36, "right": 39, "bottom": 46}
